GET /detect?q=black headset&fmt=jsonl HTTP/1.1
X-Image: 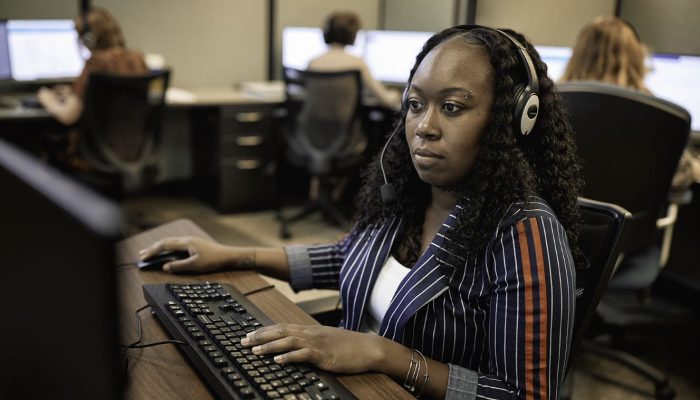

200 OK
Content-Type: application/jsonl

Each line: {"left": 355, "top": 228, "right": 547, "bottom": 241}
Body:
{"left": 79, "top": 2, "right": 96, "bottom": 50}
{"left": 322, "top": 15, "right": 335, "bottom": 44}
{"left": 380, "top": 25, "right": 540, "bottom": 204}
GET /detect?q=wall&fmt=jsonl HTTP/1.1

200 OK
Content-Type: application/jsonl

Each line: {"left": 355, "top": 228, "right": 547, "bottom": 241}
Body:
{"left": 383, "top": 0, "right": 455, "bottom": 31}
{"left": 620, "top": 0, "right": 700, "bottom": 54}
{"left": 95, "top": 0, "right": 266, "bottom": 87}
{"left": 476, "top": 0, "right": 615, "bottom": 46}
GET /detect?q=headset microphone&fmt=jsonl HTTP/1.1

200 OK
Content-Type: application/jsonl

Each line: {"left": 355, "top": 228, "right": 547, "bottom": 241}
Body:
{"left": 379, "top": 127, "right": 399, "bottom": 204}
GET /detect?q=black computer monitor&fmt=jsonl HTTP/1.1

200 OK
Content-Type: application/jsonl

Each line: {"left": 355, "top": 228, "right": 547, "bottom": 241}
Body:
{"left": 0, "top": 138, "right": 124, "bottom": 399}
{"left": 4, "top": 19, "right": 87, "bottom": 82}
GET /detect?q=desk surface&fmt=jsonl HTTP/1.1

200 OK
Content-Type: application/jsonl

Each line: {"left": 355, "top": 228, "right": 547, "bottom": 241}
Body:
{"left": 116, "top": 218, "right": 410, "bottom": 400}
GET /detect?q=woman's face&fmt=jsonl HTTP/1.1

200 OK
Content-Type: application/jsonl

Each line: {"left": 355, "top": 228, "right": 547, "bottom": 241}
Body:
{"left": 405, "top": 36, "right": 495, "bottom": 189}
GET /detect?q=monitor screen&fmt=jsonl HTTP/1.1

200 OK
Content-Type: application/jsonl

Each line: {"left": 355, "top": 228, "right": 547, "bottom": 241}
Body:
{"left": 535, "top": 45, "right": 572, "bottom": 82}
{"left": 0, "top": 21, "right": 11, "bottom": 80}
{"left": 0, "top": 138, "right": 123, "bottom": 399}
{"left": 536, "top": 45, "right": 699, "bottom": 132}
{"left": 6, "top": 19, "right": 86, "bottom": 81}
{"left": 363, "top": 30, "right": 431, "bottom": 84}
{"left": 646, "top": 53, "right": 700, "bottom": 132}
{"left": 281, "top": 26, "right": 364, "bottom": 71}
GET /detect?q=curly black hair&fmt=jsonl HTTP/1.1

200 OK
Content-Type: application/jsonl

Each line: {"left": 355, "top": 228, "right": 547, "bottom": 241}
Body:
{"left": 354, "top": 25, "right": 583, "bottom": 268}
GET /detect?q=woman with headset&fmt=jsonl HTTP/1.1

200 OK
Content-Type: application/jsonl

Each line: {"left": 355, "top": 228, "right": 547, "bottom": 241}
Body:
{"left": 308, "top": 11, "right": 401, "bottom": 110}
{"left": 37, "top": 7, "right": 148, "bottom": 167}
{"left": 141, "top": 25, "right": 582, "bottom": 399}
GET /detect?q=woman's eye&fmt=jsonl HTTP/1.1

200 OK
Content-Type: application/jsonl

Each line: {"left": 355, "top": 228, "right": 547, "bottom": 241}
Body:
{"left": 408, "top": 99, "right": 423, "bottom": 111}
{"left": 443, "top": 102, "right": 462, "bottom": 113}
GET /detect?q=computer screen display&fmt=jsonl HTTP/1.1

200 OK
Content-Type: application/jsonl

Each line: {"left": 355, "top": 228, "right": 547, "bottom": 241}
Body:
{"left": 0, "top": 138, "right": 123, "bottom": 399}
{"left": 0, "top": 21, "right": 11, "bottom": 80}
{"left": 281, "top": 26, "right": 364, "bottom": 71}
{"left": 646, "top": 53, "right": 700, "bottom": 132}
{"left": 536, "top": 45, "right": 700, "bottom": 132}
{"left": 535, "top": 45, "right": 573, "bottom": 82}
{"left": 363, "top": 30, "right": 431, "bottom": 84}
{"left": 5, "top": 19, "right": 86, "bottom": 81}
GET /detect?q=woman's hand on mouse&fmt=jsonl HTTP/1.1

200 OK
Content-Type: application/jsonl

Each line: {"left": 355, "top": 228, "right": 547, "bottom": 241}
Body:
{"left": 139, "top": 237, "right": 252, "bottom": 274}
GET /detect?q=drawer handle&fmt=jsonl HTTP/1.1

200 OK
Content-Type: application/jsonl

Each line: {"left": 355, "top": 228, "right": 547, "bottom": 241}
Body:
{"left": 223, "top": 159, "right": 263, "bottom": 170}
{"left": 235, "top": 112, "right": 264, "bottom": 123}
{"left": 235, "top": 135, "right": 264, "bottom": 146}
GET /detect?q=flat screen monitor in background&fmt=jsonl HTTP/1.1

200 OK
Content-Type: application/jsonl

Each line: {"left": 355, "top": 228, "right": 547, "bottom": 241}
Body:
{"left": 646, "top": 53, "right": 700, "bottom": 132}
{"left": 281, "top": 26, "right": 364, "bottom": 71}
{"left": 534, "top": 45, "right": 572, "bottom": 82}
{"left": 363, "top": 30, "right": 432, "bottom": 84}
{"left": 0, "top": 138, "right": 124, "bottom": 399}
{"left": 0, "top": 21, "right": 11, "bottom": 80}
{"left": 5, "top": 19, "right": 86, "bottom": 81}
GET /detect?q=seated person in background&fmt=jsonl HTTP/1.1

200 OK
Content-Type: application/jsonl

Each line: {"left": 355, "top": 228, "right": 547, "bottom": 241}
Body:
{"left": 560, "top": 15, "right": 650, "bottom": 94}
{"left": 37, "top": 7, "right": 148, "bottom": 167}
{"left": 561, "top": 15, "right": 698, "bottom": 191}
{"left": 308, "top": 11, "right": 401, "bottom": 110}
{"left": 141, "top": 25, "right": 584, "bottom": 399}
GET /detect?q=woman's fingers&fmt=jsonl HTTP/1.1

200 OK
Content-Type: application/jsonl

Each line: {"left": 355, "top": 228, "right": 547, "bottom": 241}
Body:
{"left": 251, "top": 336, "right": 306, "bottom": 355}
{"left": 243, "top": 323, "right": 296, "bottom": 346}
{"left": 139, "top": 237, "right": 189, "bottom": 260}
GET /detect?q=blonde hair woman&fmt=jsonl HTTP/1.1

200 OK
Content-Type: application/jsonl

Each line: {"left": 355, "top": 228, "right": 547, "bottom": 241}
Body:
{"left": 561, "top": 15, "right": 650, "bottom": 93}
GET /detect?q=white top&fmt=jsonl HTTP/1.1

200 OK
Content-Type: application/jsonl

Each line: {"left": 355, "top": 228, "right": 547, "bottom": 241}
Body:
{"left": 307, "top": 45, "right": 401, "bottom": 110}
{"left": 361, "top": 255, "right": 411, "bottom": 333}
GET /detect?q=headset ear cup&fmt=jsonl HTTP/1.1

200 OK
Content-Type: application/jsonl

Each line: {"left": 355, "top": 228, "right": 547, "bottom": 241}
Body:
{"left": 513, "top": 86, "right": 539, "bottom": 136}
{"left": 81, "top": 31, "right": 96, "bottom": 50}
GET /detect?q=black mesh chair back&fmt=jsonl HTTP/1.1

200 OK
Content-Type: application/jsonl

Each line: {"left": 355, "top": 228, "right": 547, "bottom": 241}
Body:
{"left": 567, "top": 197, "right": 630, "bottom": 374}
{"left": 282, "top": 68, "right": 362, "bottom": 175}
{"left": 80, "top": 69, "right": 170, "bottom": 192}
{"left": 558, "top": 81, "right": 691, "bottom": 253}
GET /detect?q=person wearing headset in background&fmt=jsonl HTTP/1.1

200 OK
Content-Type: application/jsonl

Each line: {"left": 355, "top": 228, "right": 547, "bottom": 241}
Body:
{"left": 37, "top": 7, "right": 148, "bottom": 168}
{"left": 560, "top": 15, "right": 700, "bottom": 190}
{"left": 141, "top": 25, "right": 583, "bottom": 399}
{"left": 308, "top": 11, "right": 401, "bottom": 111}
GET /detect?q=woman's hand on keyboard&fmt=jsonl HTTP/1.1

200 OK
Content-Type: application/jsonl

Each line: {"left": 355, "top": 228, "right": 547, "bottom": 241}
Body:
{"left": 240, "top": 323, "right": 393, "bottom": 374}
{"left": 139, "top": 236, "right": 242, "bottom": 273}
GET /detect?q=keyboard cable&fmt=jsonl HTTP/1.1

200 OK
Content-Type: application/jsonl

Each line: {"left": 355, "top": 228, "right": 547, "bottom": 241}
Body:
{"left": 120, "top": 304, "right": 187, "bottom": 373}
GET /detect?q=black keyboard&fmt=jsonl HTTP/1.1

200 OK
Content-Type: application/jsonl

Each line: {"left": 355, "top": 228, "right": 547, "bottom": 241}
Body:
{"left": 143, "top": 282, "right": 356, "bottom": 400}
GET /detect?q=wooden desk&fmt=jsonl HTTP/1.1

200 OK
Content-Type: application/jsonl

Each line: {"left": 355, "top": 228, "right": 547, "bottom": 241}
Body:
{"left": 116, "top": 218, "right": 410, "bottom": 400}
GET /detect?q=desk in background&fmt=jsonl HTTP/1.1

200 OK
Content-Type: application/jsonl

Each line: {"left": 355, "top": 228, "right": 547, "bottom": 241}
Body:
{"left": 116, "top": 218, "right": 410, "bottom": 399}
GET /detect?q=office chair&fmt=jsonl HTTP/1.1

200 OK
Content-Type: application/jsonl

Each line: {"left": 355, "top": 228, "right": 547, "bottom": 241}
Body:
{"left": 567, "top": 197, "right": 630, "bottom": 374}
{"left": 278, "top": 68, "right": 367, "bottom": 239}
{"left": 559, "top": 81, "right": 691, "bottom": 399}
{"left": 77, "top": 69, "right": 170, "bottom": 198}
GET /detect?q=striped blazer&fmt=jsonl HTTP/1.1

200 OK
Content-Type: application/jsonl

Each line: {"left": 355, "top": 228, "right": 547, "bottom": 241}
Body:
{"left": 286, "top": 198, "right": 576, "bottom": 399}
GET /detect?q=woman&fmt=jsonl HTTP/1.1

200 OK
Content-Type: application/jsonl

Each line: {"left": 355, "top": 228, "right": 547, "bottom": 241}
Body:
{"left": 141, "top": 25, "right": 583, "bottom": 399}
{"left": 560, "top": 15, "right": 650, "bottom": 93}
{"left": 308, "top": 11, "right": 401, "bottom": 110}
{"left": 561, "top": 15, "right": 699, "bottom": 190}
{"left": 37, "top": 7, "right": 148, "bottom": 168}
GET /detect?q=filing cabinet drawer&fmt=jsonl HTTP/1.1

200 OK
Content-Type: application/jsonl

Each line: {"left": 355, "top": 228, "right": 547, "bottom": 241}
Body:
{"left": 220, "top": 106, "right": 276, "bottom": 132}
{"left": 219, "top": 132, "right": 275, "bottom": 158}
{"left": 217, "top": 162, "right": 275, "bottom": 211}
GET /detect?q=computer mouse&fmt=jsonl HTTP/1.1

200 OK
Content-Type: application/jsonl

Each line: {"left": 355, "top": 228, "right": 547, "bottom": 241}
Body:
{"left": 137, "top": 250, "right": 191, "bottom": 270}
